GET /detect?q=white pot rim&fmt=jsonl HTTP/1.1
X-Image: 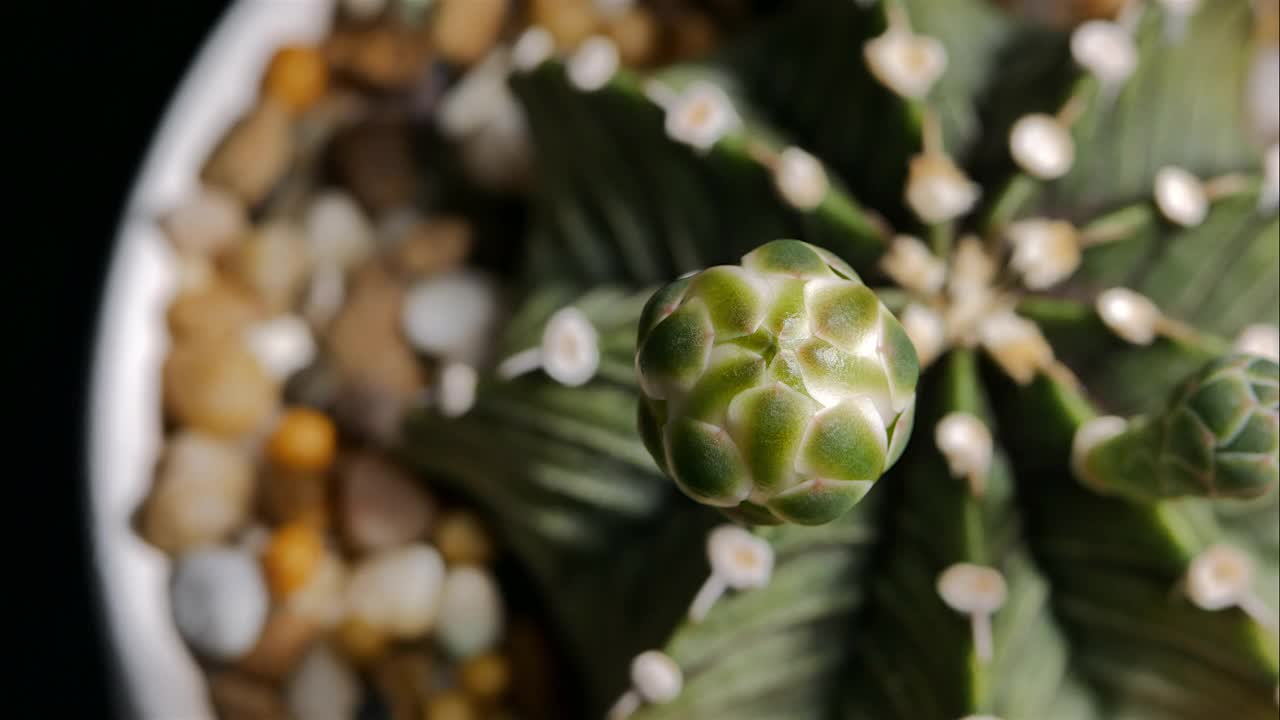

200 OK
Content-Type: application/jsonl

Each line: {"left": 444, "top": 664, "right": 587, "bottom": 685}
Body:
{"left": 87, "top": 3, "right": 334, "bottom": 717}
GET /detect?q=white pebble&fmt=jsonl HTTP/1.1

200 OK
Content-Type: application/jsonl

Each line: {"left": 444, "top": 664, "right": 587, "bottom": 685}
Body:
{"left": 243, "top": 315, "right": 316, "bottom": 381}
{"left": 1154, "top": 166, "right": 1209, "bottom": 227}
{"left": 346, "top": 544, "right": 446, "bottom": 638}
{"left": 863, "top": 28, "right": 948, "bottom": 100}
{"left": 161, "top": 185, "right": 247, "bottom": 257}
{"left": 436, "top": 565, "right": 504, "bottom": 659}
{"left": 593, "top": 0, "right": 635, "bottom": 19}
{"left": 402, "top": 270, "right": 502, "bottom": 363}
{"left": 305, "top": 191, "right": 374, "bottom": 270}
{"left": 439, "top": 361, "right": 479, "bottom": 417}
{"left": 286, "top": 643, "right": 360, "bottom": 720}
{"left": 303, "top": 264, "right": 346, "bottom": 330}
{"left": 1009, "top": 114, "right": 1074, "bottom": 180}
{"left": 288, "top": 552, "right": 348, "bottom": 629}
{"left": 905, "top": 153, "right": 981, "bottom": 224}
{"left": 568, "top": 36, "right": 620, "bottom": 92}
{"left": 171, "top": 548, "right": 269, "bottom": 660}
{"left": 513, "top": 26, "right": 555, "bottom": 73}
{"left": 438, "top": 50, "right": 533, "bottom": 191}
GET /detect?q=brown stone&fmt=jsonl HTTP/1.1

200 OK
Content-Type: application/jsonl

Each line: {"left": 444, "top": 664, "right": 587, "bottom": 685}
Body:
{"left": 163, "top": 338, "right": 279, "bottom": 438}
{"left": 208, "top": 671, "right": 288, "bottom": 720}
{"left": 202, "top": 101, "right": 294, "bottom": 207}
{"left": 236, "top": 608, "right": 320, "bottom": 681}
{"left": 389, "top": 217, "right": 473, "bottom": 279}
{"left": 431, "top": 0, "right": 507, "bottom": 66}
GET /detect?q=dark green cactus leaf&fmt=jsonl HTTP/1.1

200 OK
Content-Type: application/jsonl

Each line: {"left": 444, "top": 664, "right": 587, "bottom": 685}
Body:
{"left": 991, "top": 367, "right": 1279, "bottom": 720}
{"left": 511, "top": 60, "right": 887, "bottom": 287}
{"left": 993, "top": 1, "right": 1267, "bottom": 222}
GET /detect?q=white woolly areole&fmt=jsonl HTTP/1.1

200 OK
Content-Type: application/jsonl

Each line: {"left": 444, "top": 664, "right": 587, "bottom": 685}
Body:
{"left": 881, "top": 235, "right": 946, "bottom": 295}
{"left": 1096, "top": 288, "right": 1162, "bottom": 345}
{"left": 542, "top": 307, "right": 600, "bottom": 386}
{"left": 1234, "top": 323, "right": 1280, "bottom": 362}
{"left": 1071, "top": 20, "right": 1138, "bottom": 87}
{"left": 631, "top": 651, "right": 683, "bottom": 703}
{"left": 439, "top": 362, "right": 479, "bottom": 418}
{"left": 934, "top": 412, "right": 993, "bottom": 482}
{"left": 1186, "top": 544, "right": 1254, "bottom": 611}
{"left": 1007, "top": 218, "right": 1081, "bottom": 289}
{"left": 665, "top": 82, "right": 740, "bottom": 151}
{"left": 863, "top": 28, "right": 948, "bottom": 99}
{"left": 1154, "top": 166, "right": 1209, "bottom": 227}
{"left": 568, "top": 36, "right": 620, "bottom": 92}
{"left": 1261, "top": 143, "right": 1279, "bottom": 212}
{"left": 905, "top": 153, "right": 981, "bottom": 224}
{"left": 1009, "top": 114, "right": 1075, "bottom": 180}
{"left": 244, "top": 315, "right": 316, "bottom": 381}
{"left": 901, "top": 303, "right": 946, "bottom": 366}
{"left": 513, "top": 26, "right": 555, "bottom": 73}
{"left": 948, "top": 236, "right": 997, "bottom": 297}
{"left": 937, "top": 563, "right": 1007, "bottom": 614}
{"left": 978, "top": 310, "right": 1053, "bottom": 385}
{"left": 1071, "top": 415, "right": 1127, "bottom": 484}
{"left": 774, "top": 147, "right": 829, "bottom": 210}
{"left": 707, "top": 525, "right": 774, "bottom": 589}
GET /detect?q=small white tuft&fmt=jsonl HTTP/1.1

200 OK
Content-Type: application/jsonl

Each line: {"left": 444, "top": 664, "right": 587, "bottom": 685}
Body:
{"left": 1154, "top": 166, "right": 1209, "bottom": 227}
{"left": 568, "top": 36, "right": 620, "bottom": 92}
{"left": 978, "top": 310, "right": 1054, "bottom": 386}
{"left": 631, "top": 651, "right": 683, "bottom": 703}
{"left": 512, "top": 26, "right": 556, "bottom": 73}
{"left": 1071, "top": 415, "right": 1128, "bottom": 485}
{"left": 1009, "top": 114, "right": 1075, "bottom": 180}
{"left": 542, "top": 307, "right": 601, "bottom": 386}
{"left": 664, "top": 82, "right": 740, "bottom": 151}
{"left": 1007, "top": 218, "right": 1081, "bottom": 289}
{"left": 863, "top": 28, "right": 948, "bottom": 100}
{"left": 881, "top": 235, "right": 947, "bottom": 295}
{"left": 938, "top": 564, "right": 1007, "bottom": 614}
{"left": 1260, "top": 143, "right": 1279, "bottom": 213}
{"left": 934, "top": 412, "right": 993, "bottom": 495}
{"left": 1096, "top": 288, "right": 1162, "bottom": 345}
{"left": 937, "top": 563, "right": 1006, "bottom": 662}
{"left": 1234, "top": 323, "right": 1280, "bottom": 362}
{"left": 1071, "top": 20, "right": 1138, "bottom": 88}
{"left": 901, "top": 303, "right": 946, "bottom": 367}
{"left": 439, "top": 362, "right": 478, "bottom": 418}
{"left": 905, "top": 153, "right": 981, "bottom": 224}
{"left": 707, "top": 525, "right": 774, "bottom": 590}
{"left": 1186, "top": 544, "right": 1254, "bottom": 611}
{"left": 773, "top": 147, "right": 829, "bottom": 210}
{"left": 1156, "top": 0, "right": 1201, "bottom": 42}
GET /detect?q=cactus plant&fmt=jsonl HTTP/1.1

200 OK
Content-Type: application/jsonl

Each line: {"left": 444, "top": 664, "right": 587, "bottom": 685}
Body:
{"left": 404, "top": 1, "right": 1280, "bottom": 719}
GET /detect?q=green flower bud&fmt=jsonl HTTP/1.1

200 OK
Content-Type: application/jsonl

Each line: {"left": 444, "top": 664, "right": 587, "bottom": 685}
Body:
{"left": 636, "top": 240, "right": 920, "bottom": 525}
{"left": 1076, "top": 354, "right": 1280, "bottom": 501}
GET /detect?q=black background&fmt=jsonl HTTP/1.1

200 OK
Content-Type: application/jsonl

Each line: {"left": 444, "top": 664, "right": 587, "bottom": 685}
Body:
{"left": 34, "top": 1, "right": 231, "bottom": 715}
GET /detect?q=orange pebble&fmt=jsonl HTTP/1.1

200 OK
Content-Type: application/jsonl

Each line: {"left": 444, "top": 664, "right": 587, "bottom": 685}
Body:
{"left": 263, "top": 45, "right": 329, "bottom": 114}
{"left": 337, "top": 618, "right": 390, "bottom": 666}
{"left": 262, "top": 522, "right": 325, "bottom": 596}
{"left": 423, "top": 691, "right": 476, "bottom": 720}
{"left": 268, "top": 408, "right": 338, "bottom": 472}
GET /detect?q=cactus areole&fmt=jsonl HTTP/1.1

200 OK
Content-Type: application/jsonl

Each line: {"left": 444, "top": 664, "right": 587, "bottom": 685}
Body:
{"left": 635, "top": 240, "right": 920, "bottom": 525}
